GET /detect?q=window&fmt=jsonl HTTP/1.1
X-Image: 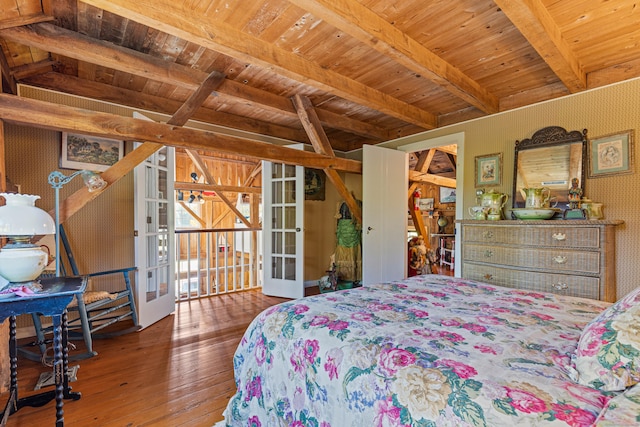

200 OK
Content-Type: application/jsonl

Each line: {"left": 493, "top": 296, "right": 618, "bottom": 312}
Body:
{"left": 175, "top": 202, "right": 202, "bottom": 229}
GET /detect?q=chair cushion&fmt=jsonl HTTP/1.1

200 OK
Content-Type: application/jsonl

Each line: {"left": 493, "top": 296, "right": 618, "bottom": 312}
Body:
{"left": 68, "top": 291, "right": 116, "bottom": 307}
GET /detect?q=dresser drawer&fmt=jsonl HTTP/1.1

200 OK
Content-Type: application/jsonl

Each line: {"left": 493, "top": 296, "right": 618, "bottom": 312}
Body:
{"left": 461, "top": 225, "right": 601, "bottom": 249}
{"left": 463, "top": 263, "right": 601, "bottom": 300}
{"left": 462, "top": 243, "right": 600, "bottom": 274}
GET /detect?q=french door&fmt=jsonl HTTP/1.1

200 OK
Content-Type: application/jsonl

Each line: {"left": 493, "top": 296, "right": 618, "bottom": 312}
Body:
{"left": 261, "top": 157, "right": 304, "bottom": 299}
{"left": 133, "top": 112, "right": 176, "bottom": 328}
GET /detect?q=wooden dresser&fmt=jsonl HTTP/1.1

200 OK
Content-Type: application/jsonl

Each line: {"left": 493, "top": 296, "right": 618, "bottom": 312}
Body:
{"left": 458, "top": 220, "right": 623, "bottom": 302}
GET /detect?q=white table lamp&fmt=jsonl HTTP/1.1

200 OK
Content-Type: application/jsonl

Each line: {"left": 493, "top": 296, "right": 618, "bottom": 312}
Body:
{"left": 0, "top": 193, "right": 56, "bottom": 284}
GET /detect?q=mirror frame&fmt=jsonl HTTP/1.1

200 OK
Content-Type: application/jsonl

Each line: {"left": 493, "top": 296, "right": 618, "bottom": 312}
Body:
{"left": 512, "top": 126, "right": 588, "bottom": 210}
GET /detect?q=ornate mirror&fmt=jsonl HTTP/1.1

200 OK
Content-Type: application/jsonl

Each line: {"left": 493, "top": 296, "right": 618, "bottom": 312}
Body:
{"left": 513, "top": 126, "right": 588, "bottom": 210}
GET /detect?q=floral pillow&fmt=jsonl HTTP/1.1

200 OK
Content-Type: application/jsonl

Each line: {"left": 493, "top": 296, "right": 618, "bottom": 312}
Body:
{"left": 572, "top": 286, "right": 640, "bottom": 391}
{"left": 594, "top": 382, "right": 640, "bottom": 426}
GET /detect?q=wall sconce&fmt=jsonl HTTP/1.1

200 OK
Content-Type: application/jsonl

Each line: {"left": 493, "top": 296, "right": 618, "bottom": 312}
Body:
{"left": 48, "top": 170, "right": 107, "bottom": 277}
{"left": 0, "top": 193, "right": 55, "bottom": 284}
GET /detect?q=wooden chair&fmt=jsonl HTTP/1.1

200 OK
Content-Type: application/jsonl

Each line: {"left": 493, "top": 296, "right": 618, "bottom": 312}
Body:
{"left": 21, "top": 225, "right": 139, "bottom": 363}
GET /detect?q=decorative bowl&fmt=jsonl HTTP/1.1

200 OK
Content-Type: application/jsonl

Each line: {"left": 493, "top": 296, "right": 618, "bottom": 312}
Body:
{"left": 511, "top": 208, "right": 558, "bottom": 220}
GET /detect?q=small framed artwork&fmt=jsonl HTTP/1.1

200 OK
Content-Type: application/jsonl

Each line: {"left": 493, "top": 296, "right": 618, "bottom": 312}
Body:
{"left": 304, "top": 168, "right": 326, "bottom": 200}
{"left": 61, "top": 132, "right": 124, "bottom": 172}
{"left": 419, "top": 197, "right": 434, "bottom": 211}
{"left": 440, "top": 187, "right": 456, "bottom": 204}
{"left": 588, "top": 130, "right": 635, "bottom": 178}
{"left": 475, "top": 152, "right": 502, "bottom": 187}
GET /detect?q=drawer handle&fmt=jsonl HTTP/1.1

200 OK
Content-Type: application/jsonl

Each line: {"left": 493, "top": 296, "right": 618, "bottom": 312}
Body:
{"left": 484, "top": 250, "right": 493, "bottom": 258}
{"left": 552, "top": 232, "right": 567, "bottom": 241}
{"left": 552, "top": 283, "right": 569, "bottom": 290}
{"left": 483, "top": 274, "right": 493, "bottom": 280}
{"left": 553, "top": 256, "right": 568, "bottom": 264}
{"left": 482, "top": 231, "right": 494, "bottom": 239}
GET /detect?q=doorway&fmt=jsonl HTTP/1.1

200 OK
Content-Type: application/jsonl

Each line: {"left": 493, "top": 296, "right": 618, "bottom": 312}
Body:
{"left": 396, "top": 132, "right": 465, "bottom": 277}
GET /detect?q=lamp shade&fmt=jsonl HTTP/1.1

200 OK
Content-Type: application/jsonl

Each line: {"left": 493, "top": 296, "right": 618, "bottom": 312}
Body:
{"left": 0, "top": 193, "right": 55, "bottom": 283}
{"left": 0, "top": 193, "right": 55, "bottom": 236}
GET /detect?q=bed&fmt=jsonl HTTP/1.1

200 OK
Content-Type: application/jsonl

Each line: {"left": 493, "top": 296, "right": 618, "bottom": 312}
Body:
{"left": 222, "top": 275, "right": 640, "bottom": 426}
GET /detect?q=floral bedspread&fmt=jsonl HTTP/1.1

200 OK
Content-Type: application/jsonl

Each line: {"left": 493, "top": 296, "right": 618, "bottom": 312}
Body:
{"left": 223, "top": 275, "right": 617, "bottom": 427}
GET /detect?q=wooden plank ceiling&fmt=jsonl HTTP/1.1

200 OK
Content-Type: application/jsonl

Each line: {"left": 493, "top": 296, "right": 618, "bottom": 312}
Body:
{"left": 1, "top": 0, "right": 639, "bottom": 161}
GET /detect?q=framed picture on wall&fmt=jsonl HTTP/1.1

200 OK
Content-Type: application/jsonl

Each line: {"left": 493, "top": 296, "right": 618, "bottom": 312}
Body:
{"left": 304, "top": 168, "right": 326, "bottom": 200}
{"left": 588, "top": 129, "right": 635, "bottom": 178}
{"left": 440, "top": 187, "right": 456, "bottom": 203}
{"left": 419, "top": 197, "right": 434, "bottom": 211}
{"left": 474, "top": 152, "right": 502, "bottom": 187}
{"left": 61, "top": 132, "right": 124, "bottom": 172}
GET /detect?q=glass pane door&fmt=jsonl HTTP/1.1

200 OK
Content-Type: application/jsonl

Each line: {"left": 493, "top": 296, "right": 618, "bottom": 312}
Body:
{"left": 133, "top": 111, "right": 176, "bottom": 328}
{"left": 262, "top": 157, "right": 304, "bottom": 299}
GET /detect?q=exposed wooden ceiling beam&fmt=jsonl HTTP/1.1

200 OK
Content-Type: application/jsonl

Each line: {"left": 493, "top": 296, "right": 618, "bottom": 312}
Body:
{"left": 495, "top": 0, "right": 586, "bottom": 92}
{"left": 57, "top": 67, "right": 255, "bottom": 224}
{"left": 171, "top": 70, "right": 226, "bottom": 126}
{"left": 209, "top": 162, "right": 263, "bottom": 229}
{"left": 434, "top": 144, "right": 458, "bottom": 156}
{"left": 22, "top": 72, "right": 310, "bottom": 144}
{"left": 54, "top": 142, "right": 163, "bottom": 225}
{"left": 409, "top": 170, "right": 456, "bottom": 188}
{"left": 0, "top": 23, "right": 388, "bottom": 141}
{"left": 186, "top": 148, "right": 253, "bottom": 228}
{"left": 445, "top": 153, "right": 457, "bottom": 173}
{"left": 415, "top": 150, "right": 435, "bottom": 174}
{"left": 54, "top": 68, "right": 227, "bottom": 223}
{"left": 0, "top": 48, "right": 17, "bottom": 95}
{"left": 292, "top": 94, "right": 362, "bottom": 225}
{"left": 288, "top": 0, "right": 499, "bottom": 114}
{"left": 0, "top": 13, "right": 53, "bottom": 30}
{"left": 408, "top": 150, "right": 430, "bottom": 239}
{"left": 0, "top": 94, "right": 362, "bottom": 174}
{"left": 81, "top": 0, "right": 437, "bottom": 129}
{"left": 292, "top": 94, "right": 335, "bottom": 158}
{"left": 10, "top": 59, "right": 56, "bottom": 80}
{"left": 174, "top": 182, "right": 261, "bottom": 195}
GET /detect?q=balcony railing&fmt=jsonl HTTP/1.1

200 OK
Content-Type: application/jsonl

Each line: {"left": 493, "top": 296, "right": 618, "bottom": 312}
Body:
{"left": 175, "top": 227, "right": 262, "bottom": 300}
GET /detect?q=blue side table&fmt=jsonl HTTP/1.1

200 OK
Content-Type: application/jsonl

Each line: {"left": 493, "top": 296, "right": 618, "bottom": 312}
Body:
{"left": 0, "top": 276, "right": 87, "bottom": 426}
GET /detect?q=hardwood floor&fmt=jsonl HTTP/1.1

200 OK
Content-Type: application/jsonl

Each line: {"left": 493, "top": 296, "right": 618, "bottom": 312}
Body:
{"left": 433, "top": 263, "right": 455, "bottom": 276}
{"left": 2, "top": 291, "right": 289, "bottom": 427}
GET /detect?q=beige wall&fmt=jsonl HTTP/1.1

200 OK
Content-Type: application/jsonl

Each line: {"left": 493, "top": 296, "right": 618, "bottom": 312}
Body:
{"left": 304, "top": 181, "right": 340, "bottom": 280}
{"left": 384, "top": 77, "right": 640, "bottom": 299}
{"left": 304, "top": 172, "right": 363, "bottom": 281}
{"left": 5, "top": 88, "right": 137, "bottom": 331}
{"left": 5, "top": 95, "right": 135, "bottom": 283}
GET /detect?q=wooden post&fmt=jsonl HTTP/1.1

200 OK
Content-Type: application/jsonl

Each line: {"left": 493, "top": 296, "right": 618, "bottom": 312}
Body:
{"left": 0, "top": 117, "right": 8, "bottom": 394}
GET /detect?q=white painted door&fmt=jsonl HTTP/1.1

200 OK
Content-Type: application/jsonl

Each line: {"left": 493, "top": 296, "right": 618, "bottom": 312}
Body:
{"left": 133, "top": 113, "right": 176, "bottom": 328}
{"left": 362, "top": 144, "right": 408, "bottom": 285}
{"left": 262, "top": 159, "right": 304, "bottom": 299}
